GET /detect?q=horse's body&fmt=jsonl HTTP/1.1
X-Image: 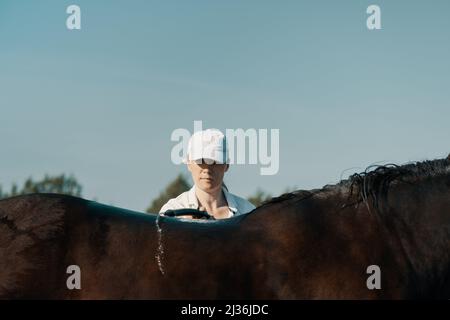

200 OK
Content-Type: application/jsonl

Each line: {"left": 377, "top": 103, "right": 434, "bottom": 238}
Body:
{"left": 1, "top": 157, "right": 449, "bottom": 299}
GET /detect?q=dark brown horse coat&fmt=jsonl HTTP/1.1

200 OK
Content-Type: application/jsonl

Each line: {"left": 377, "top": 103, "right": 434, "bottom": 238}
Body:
{"left": 1, "top": 157, "right": 449, "bottom": 299}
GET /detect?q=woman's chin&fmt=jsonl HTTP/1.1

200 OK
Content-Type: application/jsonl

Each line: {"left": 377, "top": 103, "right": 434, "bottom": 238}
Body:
{"left": 198, "top": 180, "right": 219, "bottom": 191}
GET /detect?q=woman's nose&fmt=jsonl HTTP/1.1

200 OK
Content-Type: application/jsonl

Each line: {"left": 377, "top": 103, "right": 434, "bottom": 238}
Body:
{"left": 199, "top": 163, "right": 212, "bottom": 170}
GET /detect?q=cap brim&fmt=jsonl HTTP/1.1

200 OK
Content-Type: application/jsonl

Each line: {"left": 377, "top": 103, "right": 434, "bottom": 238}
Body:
{"left": 183, "top": 157, "right": 227, "bottom": 165}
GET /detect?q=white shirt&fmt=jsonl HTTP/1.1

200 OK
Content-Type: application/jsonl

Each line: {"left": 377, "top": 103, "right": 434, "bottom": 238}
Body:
{"left": 159, "top": 185, "right": 256, "bottom": 217}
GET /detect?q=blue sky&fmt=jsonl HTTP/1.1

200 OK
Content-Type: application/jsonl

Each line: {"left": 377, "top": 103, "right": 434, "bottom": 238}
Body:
{"left": 1, "top": 0, "right": 449, "bottom": 211}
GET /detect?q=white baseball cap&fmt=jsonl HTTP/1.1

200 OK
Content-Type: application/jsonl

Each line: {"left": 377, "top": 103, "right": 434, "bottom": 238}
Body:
{"left": 184, "top": 129, "right": 229, "bottom": 164}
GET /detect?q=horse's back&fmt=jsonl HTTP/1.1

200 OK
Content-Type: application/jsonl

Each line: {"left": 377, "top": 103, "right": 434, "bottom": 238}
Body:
{"left": 0, "top": 194, "right": 88, "bottom": 299}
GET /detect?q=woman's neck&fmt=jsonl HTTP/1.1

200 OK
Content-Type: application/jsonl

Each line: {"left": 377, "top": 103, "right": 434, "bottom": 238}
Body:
{"left": 195, "top": 185, "right": 227, "bottom": 210}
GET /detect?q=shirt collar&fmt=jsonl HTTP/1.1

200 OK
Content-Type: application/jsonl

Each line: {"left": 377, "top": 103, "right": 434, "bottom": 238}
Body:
{"left": 187, "top": 185, "right": 199, "bottom": 209}
{"left": 188, "top": 185, "right": 238, "bottom": 214}
{"left": 223, "top": 187, "right": 238, "bottom": 213}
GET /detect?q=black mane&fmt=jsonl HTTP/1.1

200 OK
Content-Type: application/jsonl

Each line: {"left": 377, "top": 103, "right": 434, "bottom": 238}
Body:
{"left": 261, "top": 156, "right": 450, "bottom": 210}
{"left": 343, "top": 157, "right": 449, "bottom": 210}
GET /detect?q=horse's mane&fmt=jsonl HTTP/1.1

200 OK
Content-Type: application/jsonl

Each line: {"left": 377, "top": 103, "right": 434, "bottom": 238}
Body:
{"left": 260, "top": 155, "right": 450, "bottom": 211}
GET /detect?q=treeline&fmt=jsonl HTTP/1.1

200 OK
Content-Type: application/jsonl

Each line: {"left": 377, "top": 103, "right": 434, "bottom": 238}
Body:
{"left": 0, "top": 174, "right": 82, "bottom": 199}
{"left": 0, "top": 174, "right": 280, "bottom": 211}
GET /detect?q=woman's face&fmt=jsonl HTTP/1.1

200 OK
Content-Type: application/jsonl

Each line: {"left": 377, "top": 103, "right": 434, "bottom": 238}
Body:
{"left": 188, "top": 159, "right": 229, "bottom": 193}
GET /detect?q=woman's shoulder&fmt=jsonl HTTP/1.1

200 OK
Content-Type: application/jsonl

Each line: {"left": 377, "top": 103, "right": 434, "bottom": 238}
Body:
{"left": 159, "top": 190, "right": 192, "bottom": 213}
{"left": 226, "top": 191, "right": 256, "bottom": 214}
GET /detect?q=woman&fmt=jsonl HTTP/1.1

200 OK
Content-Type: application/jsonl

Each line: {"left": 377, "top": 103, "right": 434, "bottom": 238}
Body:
{"left": 160, "top": 129, "right": 255, "bottom": 219}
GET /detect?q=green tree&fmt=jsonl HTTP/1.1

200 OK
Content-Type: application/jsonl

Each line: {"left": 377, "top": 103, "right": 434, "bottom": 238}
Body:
{"left": 247, "top": 188, "right": 272, "bottom": 207}
{"left": 0, "top": 174, "right": 82, "bottom": 199}
{"left": 146, "top": 174, "right": 190, "bottom": 213}
{"left": 247, "top": 186, "right": 298, "bottom": 207}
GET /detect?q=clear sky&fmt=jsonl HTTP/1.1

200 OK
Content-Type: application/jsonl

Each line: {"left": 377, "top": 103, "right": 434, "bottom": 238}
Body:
{"left": 1, "top": 0, "right": 449, "bottom": 212}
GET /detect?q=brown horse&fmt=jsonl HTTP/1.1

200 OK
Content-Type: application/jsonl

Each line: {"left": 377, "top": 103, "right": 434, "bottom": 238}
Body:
{"left": 1, "top": 156, "right": 449, "bottom": 299}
